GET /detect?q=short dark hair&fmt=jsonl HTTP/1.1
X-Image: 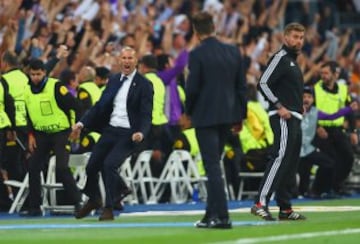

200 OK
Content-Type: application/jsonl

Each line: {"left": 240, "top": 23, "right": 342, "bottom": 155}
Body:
{"left": 95, "top": 66, "right": 110, "bottom": 79}
{"left": 28, "top": 58, "right": 46, "bottom": 70}
{"left": 321, "top": 61, "right": 339, "bottom": 74}
{"left": 140, "top": 54, "right": 158, "bottom": 70}
{"left": 246, "top": 83, "right": 258, "bottom": 101}
{"left": 191, "top": 11, "right": 215, "bottom": 36}
{"left": 2, "top": 51, "right": 19, "bottom": 67}
{"left": 59, "top": 68, "right": 76, "bottom": 84}
{"left": 303, "top": 86, "right": 314, "bottom": 96}
{"left": 156, "top": 54, "right": 170, "bottom": 71}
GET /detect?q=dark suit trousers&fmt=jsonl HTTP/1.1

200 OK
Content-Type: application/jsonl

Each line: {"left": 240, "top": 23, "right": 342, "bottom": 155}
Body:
{"left": 314, "top": 127, "right": 354, "bottom": 191}
{"left": 28, "top": 130, "right": 81, "bottom": 209}
{"left": 298, "top": 150, "right": 335, "bottom": 195}
{"left": 83, "top": 125, "right": 133, "bottom": 207}
{"left": 195, "top": 124, "right": 231, "bottom": 220}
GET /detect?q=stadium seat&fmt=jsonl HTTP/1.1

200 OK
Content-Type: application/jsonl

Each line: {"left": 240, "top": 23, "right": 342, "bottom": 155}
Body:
{"left": 150, "top": 150, "right": 204, "bottom": 204}
{"left": 118, "top": 156, "right": 139, "bottom": 204}
{"left": 4, "top": 172, "right": 46, "bottom": 214}
{"left": 42, "top": 153, "right": 90, "bottom": 212}
{"left": 237, "top": 172, "right": 264, "bottom": 200}
{"left": 130, "top": 150, "right": 157, "bottom": 204}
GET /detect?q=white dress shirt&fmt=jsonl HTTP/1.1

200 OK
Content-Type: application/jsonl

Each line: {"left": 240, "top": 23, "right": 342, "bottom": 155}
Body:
{"left": 109, "top": 70, "right": 136, "bottom": 128}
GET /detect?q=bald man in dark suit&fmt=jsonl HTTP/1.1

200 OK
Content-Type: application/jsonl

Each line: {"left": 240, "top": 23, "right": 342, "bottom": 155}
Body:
{"left": 72, "top": 47, "right": 153, "bottom": 221}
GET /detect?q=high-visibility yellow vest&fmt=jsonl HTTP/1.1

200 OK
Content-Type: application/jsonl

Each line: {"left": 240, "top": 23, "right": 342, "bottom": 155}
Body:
{"left": 25, "top": 78, "right": 70, "bottom": 133}
{"left": 315, "top": 81, "right": 348, "bottom": 127}
{"left": 80, "top": 131, "right": 101, "bottom": 148}
{"left": 0, "top": 82, "right": 12, "bottom": 129}
{"left": 2, "top": 69, "right": 29, "bottom": 127}
{"left": 144, "top": 73, "right": 168, "bottom": 125}
{"left": 240, "top": 101, "right": 274, "bottom": 153}
{"left": 183, "top": 128, "right": 205, "bottom": 176}
{"left": 177, "top": 85, "right": 186, "bottom": 105}
{"left": 78, "top": 81, "right": 101, "bottom": 105}
{"left": 100, "top": 85, "right": 106, "bottom": 93}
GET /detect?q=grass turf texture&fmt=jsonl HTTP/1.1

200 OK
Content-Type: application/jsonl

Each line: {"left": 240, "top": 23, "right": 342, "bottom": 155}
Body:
{"left": 1, "top": 198, "right": 360, "bottom": 244}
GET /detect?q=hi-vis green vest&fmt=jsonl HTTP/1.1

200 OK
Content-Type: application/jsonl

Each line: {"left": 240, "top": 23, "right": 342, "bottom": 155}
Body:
{"left": 315, "top": 81, "right": 348, "bottom": 127}
{"left": 144, "top": 73, "right": 168, "bottom": 125}
{"left": 79, "top": 81, "right": 101, "bottom": 105}
{"left": 183, "top": 128, "right": 205, "bottom": 176}
{"left": 99, "top": 85, "right": 106, "bottom": 93}
{"left": 0, "top": 82, "right": 11, "bottom": 129}
{"left": 25, "top": 78, "right": 70, "bottom": 133}
{"left": 2, "top": 69, "right": 29, "bottom": 127}
{"left": 177, "top": 85, "right": 186, "bottom": 105}
{"left": 240, "top": 101, "right": 274, "bottom": 153}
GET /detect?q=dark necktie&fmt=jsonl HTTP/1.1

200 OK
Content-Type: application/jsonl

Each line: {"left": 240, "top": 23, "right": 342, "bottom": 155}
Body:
{"left": 120, "top": 75, "right": 128, "bottom": 83}
{"left": 112, "top": 75, "right": 128, "bottom": 95}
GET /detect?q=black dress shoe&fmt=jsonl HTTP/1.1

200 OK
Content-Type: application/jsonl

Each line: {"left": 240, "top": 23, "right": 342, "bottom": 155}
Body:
{"left": 194, "top": 218, "right": 209, "bottom": 228}
{"left": 113, "top": 201, "right": 124, "bottom": 211}
{"left": 113, "top": 188, "right": 132, "bottom": 211}
{"left": 208, "top": 218, "right": 232, "bottom": 229}
{"left": 75, "top": 199, "right": 102, "bottom": 219}
{"left": 19, "top": 209, "right": 43, "bottom": 217}
{"left": 115, "top": 187, "right": 132, "bottom": 202}
{"left": 74, "top": 202, "right": 83, "bottom": 215}
{"left": 99, "top": 207, "right": 114, "bottom": 221}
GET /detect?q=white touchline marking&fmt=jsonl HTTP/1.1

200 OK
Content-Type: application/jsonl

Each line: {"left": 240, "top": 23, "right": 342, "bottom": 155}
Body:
{"left": 120, "top": 206, "right": 360, "bottom": 217}
{"left": 229, "top": 228, "right": 360, "bottom": 244}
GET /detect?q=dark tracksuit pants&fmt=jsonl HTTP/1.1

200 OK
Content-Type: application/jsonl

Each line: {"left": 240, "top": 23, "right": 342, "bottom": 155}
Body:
{"left": 28, "top": 130, "right": 82, "bottom": 209}
{"left": 255, "top": 115, "right": 301, "bottom": 211}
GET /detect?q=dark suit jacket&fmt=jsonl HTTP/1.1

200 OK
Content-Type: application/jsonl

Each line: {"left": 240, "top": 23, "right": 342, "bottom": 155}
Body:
{"left": 80, "top": 72, "right": 153, "bottom": 136}
{"left": 185, "top": 37, "right": 247, "bottom": 127}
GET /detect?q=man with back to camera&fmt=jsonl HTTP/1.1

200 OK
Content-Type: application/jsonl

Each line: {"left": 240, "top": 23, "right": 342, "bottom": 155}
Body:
{"left": 185, "top": 11, "right": 247, "bottom": 229}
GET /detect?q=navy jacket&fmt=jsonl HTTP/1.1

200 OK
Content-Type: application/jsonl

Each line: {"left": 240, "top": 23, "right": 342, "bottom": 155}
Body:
{"left": 80, "top": 72, "right": 153, "bottom": 136}
{"left": 185, "top": 37, "right": 247, "bottom": 127}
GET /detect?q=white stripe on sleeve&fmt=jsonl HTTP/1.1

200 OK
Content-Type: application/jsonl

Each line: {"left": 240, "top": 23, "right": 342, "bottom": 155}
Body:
{"left": 259, "top": 49, "right": 287, "bottom": 103}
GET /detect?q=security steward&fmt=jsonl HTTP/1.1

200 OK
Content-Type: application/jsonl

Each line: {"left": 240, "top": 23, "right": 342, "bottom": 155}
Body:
{"left": 138, "top": 54, "right": 170, "bottom": 177}
{"left": 0, "top": 51, "right": 29, "bottom": 182}
{"left": 94, "top": 66, "right": 110, "bottom": 92}
{"left": 314, "top": 61, "right": 357, "bottom": 195}
{"left": 0, "top": 77, "right": 16, "bottom": 204}
{"left": 75, "top": 66, "right": 102, "bottom": 154}
{"left": 173, "top": 128, "right": 206, "bottom": 177}
{"left": 20, "top": 59, "right": 82, "bottom": 216}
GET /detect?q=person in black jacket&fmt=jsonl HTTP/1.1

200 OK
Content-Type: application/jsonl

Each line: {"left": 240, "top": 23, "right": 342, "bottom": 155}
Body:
{"left": 252, "top": 22, "right": 307, "bottom": 221}
{"left": 185, "top": 12, "right": 247, "bottom": 229}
